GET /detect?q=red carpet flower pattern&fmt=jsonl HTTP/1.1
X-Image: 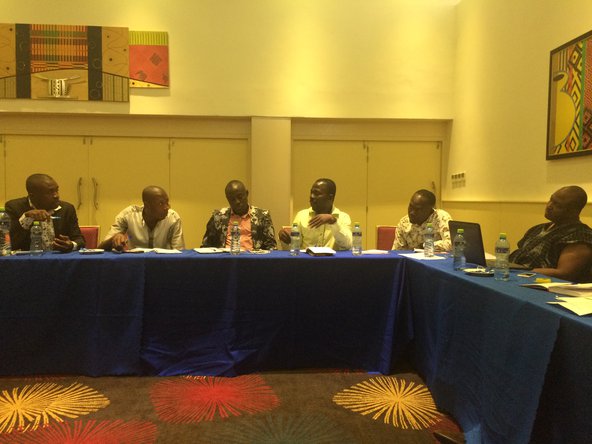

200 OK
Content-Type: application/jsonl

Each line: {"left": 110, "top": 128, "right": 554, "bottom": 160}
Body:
{"left": 150, "top": 375, "right": 280, "bottom": 423}
{"left": 0, "top": 382, "right": 109, "bottom": 434}
{"left": 202, "top": 413, "right": 356, "bottom": 444}
{"left": 332, "top": 376, "right": 439, "bottom": 430}
{"left": 0, "top": 419, "right": 157, "bottom": 443}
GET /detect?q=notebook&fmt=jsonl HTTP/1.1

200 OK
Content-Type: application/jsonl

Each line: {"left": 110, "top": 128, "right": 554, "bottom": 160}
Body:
{"left": 448, "top": 220, "right": 530, "bottom": 270}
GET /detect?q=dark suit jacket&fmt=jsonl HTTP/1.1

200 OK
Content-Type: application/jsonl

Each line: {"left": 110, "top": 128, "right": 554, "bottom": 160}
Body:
{"left": 5, "top": 197, "right": 86, "bottom": 251}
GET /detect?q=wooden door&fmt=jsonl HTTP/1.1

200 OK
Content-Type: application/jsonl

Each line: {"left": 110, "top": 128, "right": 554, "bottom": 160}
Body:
{"left": 0, "top": 137, "right": 5, "bottom": 205}
{"left": 367, "top": 141, "right": 441, "bottom": 249}
{"left": 292, "top": 140, "right": 441, "bottom": 250}
{"left": 291, "top": 140, "right": 368, "bottom": 244}
{"left": 88, "top": 137, "right": 170, "bottom": 241}
{"left": 170, "top": 138, "right": 250, "bottom": 249}
{"left": 3, "top": 135, "right": 89, "bottom": 223}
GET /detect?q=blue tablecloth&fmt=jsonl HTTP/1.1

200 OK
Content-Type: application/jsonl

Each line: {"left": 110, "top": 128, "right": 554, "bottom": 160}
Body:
{"left": 140, "top": 251, "right": 405, "bottom": 376}
{"left": 0, "top": 250, "right": 405, "bottom": 377}
{"left": 402, "top": 255, "right": 592, "bottom": 444}
{"left": 2, "top": 250, "right": 591, "bottom": 442}
{"left": 0, "top": 252, "right": 145, "bottom": 376}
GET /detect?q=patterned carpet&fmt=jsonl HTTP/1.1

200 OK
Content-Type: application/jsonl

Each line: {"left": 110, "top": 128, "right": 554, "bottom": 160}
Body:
{"left": 0, "top": 370, "right": 462, "bottom": 443}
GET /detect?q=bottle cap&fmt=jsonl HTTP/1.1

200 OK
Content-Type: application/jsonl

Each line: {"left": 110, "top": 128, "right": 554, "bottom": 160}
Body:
{"left": 426, "top": 223, "right": 433, "bottom": 228}
{"left": 232, "top": 221, "right": 239, "bottom": 226}
{"left": 457, "top": 228, "right": 464, "bottom": 234}
{"left": 499, "top": 232, "right": 507, "bottom": 239}
{"left": 33, "top": 221, "right": 40, "bottom": 225}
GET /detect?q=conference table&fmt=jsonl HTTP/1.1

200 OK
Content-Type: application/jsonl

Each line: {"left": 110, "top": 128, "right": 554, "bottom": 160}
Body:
{"left": 1, "top": 249, "right": 590, "bottom": 443}
{"left": 401, "top": 257, "right": 592, "bottom": 444}
{"left": 0, "top": 250, "right": 404, "bottom": 377}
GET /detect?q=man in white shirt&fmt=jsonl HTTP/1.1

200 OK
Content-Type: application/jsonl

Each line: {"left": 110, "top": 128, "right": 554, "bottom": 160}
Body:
{"left": 99, "top": 186, "right": 184, "bottom": 251}
{"left": 392, "top": 189, "right": 452, "bottom": 251}
{"left": 279, "top": 178, "right": 352, "bottom": 250}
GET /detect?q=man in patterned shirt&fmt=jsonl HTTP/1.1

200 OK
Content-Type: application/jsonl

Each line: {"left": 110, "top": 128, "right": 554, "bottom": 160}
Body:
{"left": 201, "top": 180, "right": 277, "bottom": 251}
{"left": 510, "top": 185, "right": 592, "bottom": 282}
{"left": 392, "top": 189, "right": 452, "bottom": 251}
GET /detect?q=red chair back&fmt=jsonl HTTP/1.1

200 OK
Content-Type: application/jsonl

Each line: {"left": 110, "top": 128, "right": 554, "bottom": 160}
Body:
{"left": 376, "top": 225, "right": 396, "bottom": 250}
{"left": 80, "top": 225, "right": 100, "bottom": 249}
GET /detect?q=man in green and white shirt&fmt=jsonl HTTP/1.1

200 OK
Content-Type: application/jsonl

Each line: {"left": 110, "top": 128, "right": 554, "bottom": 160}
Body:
{"left": 280, "top": 178, "right": 352, "bottom": 250}
{"left": 392, "top": 189, "right": 452, "bottom": 251}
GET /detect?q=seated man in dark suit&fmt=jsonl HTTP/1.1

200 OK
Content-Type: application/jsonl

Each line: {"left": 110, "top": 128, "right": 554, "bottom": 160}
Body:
{"left": 5, "top": 173, "right": 85, "bottom": 252}
{"left": 510, "top": 185, "right": 592, "bottom": 282}
{"left": 201, "top": 180, "right": 277, "bottom": 251}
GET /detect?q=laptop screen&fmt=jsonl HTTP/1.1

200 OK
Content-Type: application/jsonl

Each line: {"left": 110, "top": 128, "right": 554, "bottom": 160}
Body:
{"left": 448, "top": 220, "right": 487, "bottom": 267}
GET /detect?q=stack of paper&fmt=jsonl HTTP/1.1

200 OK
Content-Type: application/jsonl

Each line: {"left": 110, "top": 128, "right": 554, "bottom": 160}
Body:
{"left": 548, "top": 297, "right": 592, "bottom": 316}
{"left": 523, "top": 282, "right": 592, "bottom": 316}
{"left": 306, "top": 247, "right": 336, "bottom": 256}
{"left": 360, "top": 249, "right": 390, "bottom": 255}
{"left": 399, "top": 252, "right": 446, "bottom": 261}
{"left": 124, "top": 248, "right": 181, "bottom": 254}
{"left": 522, "top": 282, "right": 592, "bottom": 297}
{"left": 194, "top": 247, "right": 227, "bottom": 254}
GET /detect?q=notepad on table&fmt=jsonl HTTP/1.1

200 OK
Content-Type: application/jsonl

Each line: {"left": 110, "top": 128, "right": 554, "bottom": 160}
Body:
{"left": 306, "top": 247, "right": 336, "bottom": 256}
{"left": 522, "top": 282, "right": 592, "bottom": 298}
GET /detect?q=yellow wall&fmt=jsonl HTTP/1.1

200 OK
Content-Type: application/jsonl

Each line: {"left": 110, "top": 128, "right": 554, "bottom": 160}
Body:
{"left": 447, "top": 0, "right": 592, "bottom": 203}
{"left": 0, "top": 0, "right": 456, "bottom": 119}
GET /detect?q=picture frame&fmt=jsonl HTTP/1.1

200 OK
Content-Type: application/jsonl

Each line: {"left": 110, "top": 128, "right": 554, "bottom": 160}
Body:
{"left": 546, "top": 30, "right": 592, "bottom": 159}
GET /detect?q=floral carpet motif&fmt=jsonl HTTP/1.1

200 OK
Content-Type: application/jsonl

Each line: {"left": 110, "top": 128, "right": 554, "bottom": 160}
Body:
{"left": 0, "top": 371, "right": 461, "bottom": 443}
{"left": 0, "top": 382, "right": 109, "bottom": 434}
{"left": 200, "top": 413, "right": 357, "bottom": 444}
{"left": 150, "top": 375, "right": 280, "bottom": 423}
{"left": 333, "top": 376, "right": 440, "bottom": 430}
{"left": 0, "top": 419, "right": 157, "bottom": 443}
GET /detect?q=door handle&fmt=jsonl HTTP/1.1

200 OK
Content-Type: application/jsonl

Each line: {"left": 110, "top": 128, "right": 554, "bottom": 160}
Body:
{"left": 77, "top": 177, "right": 83, "bottom": 210}
{"left": 92, "top": 177, "right": 99, "bottom": 210}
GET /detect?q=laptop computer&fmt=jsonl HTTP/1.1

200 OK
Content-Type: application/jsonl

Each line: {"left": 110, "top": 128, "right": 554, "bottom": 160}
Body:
{"left": 448, "top": 220, "right": 530, "bottom": 270}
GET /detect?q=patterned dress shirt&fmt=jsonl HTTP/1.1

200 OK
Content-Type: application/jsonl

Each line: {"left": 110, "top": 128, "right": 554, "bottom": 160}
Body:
{"left": 392, "top": 208, "right": 452, "bottom": 251}
{"left": 509, "top": 221, "right": 592, "bottom": 279}
{"left": 201, "top": 206, "right": 277, "bottom": 251}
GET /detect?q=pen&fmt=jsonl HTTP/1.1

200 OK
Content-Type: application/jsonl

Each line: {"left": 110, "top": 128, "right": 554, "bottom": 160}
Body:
{"left": 50, "top": 216, "right": 61, "bottom": 220}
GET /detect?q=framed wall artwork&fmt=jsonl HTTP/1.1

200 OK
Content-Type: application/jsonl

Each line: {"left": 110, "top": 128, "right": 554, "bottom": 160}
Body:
{"left": 546, "top": 30, "right": 592, "bottom": 159}
{"left": 129, "top": 31, "right": 169, "bottom": 89}
{"left": 0, "top": 23, "right": 129, "bottom": 102}
{"left": 0, "top": 24, "right": 171, "bottom": 101}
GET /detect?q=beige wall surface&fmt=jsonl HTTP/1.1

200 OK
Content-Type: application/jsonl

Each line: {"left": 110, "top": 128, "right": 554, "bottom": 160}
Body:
{"left": 0, "top": 0, "right": 456, "bottom": 119}
{"left": 446, "top": 0, "right": 592, "bottom": 203}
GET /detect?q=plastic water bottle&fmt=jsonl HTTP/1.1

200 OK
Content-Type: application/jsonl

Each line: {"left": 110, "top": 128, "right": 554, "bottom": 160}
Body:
{"left": 30, "top": 221, "right": 44, "bottom": 256}
{"left": 230, "top": 221, "right": 241, "bottom": 255}
{"left": 423, "top": 223, "right": 434, "bottom": 257}
{"left": 290, "top": 223, "right": 301, "bottom": 256}
{"left": 494, "top": 232, "right": 510, "bottom": 281}
{"left": 0, "top": 207, "right": 11, "bottom": 256}
{"left": 352, "top": 222, "right": 362, "bottom": 255}
{"left": 452, "top": 228, "right": 466, "bottom": 270}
